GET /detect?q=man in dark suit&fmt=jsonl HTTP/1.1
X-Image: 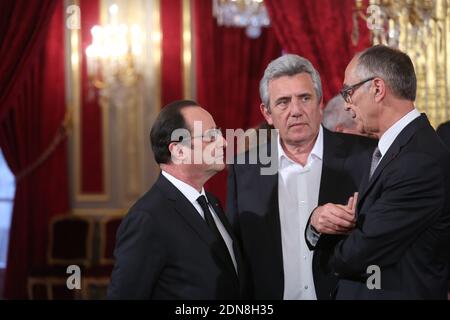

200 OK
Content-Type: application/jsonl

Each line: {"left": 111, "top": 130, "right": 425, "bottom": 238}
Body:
{"left": 309, "top": 45, "right": 450, "bottom": 299}
{"left": 437, "top": 120, "right": 450, "bottom": 150}
{"left": 108, "top": 100, "right": 248, "bottom": 299}
{"left": 227, "top": 54, "right": 375, "bottom": 300}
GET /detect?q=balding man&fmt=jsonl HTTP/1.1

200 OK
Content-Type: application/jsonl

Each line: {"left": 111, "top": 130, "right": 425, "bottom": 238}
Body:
{"left": 322, "top": 95, "right": 373, "bottom": 138}
{"left": 309, "top": 45, "right": 450, "bottom": 299}
{"left": 108, "top": 100, "right": 249, "bottom": 299}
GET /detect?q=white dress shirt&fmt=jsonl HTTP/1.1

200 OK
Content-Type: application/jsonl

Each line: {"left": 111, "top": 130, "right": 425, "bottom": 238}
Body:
{"left": 277, "top": 126, "right": 324, "bottom": 300}
{"left": 161, "top": 170, "right": 237, "bottom": 272}
{"left": 377, "top": 108, "right": 421, "bottom": 160}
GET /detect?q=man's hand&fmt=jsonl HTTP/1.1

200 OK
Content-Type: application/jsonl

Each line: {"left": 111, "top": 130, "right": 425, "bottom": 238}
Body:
{"left": 310, "top": 192, "right": 358, "bottom": 235}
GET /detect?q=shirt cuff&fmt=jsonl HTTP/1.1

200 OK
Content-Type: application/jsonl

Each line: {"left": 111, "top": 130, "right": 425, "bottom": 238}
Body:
{"left": 306, "top": 224, "right": 321, "bottom": 248}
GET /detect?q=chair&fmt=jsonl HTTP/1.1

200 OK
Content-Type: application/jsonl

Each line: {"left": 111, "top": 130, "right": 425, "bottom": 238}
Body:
{"left": 81, "top": 215, "right": 123, "bottom": 298}
{"left": 28, "top": 214, "right": 94, "bottom": 299}
{"left": 98, "top": 215, "right": 122, "bottom": 266}
{"left": 47, "top": 215, "right": 94, "bottom": 267}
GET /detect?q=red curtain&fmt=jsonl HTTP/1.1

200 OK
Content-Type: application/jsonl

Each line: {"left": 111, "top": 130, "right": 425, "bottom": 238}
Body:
{"left": 264, "top": 0, "right": 371, "bottom": 102}
{"left": 0, "top": 0, "right": 57, "bottom": 122}
{"left": 161, "top": 0, "right": 183, "bottom": 106}
{"left": 194, "top": 1, "right": 281, "bottom": 130}
{"left": 0, "top": 1, "right": 69, "bottom": 299}
{"left": 193, "top": 0, "right": 282, "bottom": 204}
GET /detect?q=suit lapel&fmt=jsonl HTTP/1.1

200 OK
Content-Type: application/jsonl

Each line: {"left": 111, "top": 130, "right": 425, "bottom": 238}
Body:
{"left": 155, "top": 174, "right": 216, "bottom": 245}
{"left": 155, "top": 175, "right": 235, "bottom": 274}
{"left": 358, "top": 114, "right": 429, "bottom": 207}
{"left": 257, "top": 142, "right": 284, "bottom": 283}
{"left": 319, "top": 129, "right": 346, "bottom": 205}
{"left": 358, "top": 145, "right": 399, "bottom": 203}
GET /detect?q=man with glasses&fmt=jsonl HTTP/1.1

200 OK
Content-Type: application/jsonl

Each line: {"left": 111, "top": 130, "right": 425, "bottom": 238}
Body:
{"left": 108, "top": 100, "right": 249, "bottom": 299}
{"left": 308, "top": 45, "right": 450, "bottom": 299}
{"left": 227, "top": 54, "right": 376, "bottom": 300}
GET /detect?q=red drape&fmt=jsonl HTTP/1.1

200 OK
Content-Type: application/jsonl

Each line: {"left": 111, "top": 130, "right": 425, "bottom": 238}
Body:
{"left": 161, "top": 0, "right": 183, "bottom": 106}
{"left": 80, "top": 0, "right": 103, "bottom": 193}
{"left": 193, "top": 0, "right": 282, "bottom": 204}
{"left": 0, "top": 0, "right": 57, "bottom": 122}
{"left": 264, "top": 0, "right": 371, "bottom": 102}
{"left": 0, "top": 1, "right": 69, "bottom": 299}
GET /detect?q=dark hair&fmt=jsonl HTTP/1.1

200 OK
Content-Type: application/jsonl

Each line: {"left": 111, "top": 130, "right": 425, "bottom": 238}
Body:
{"left": 150, "top": 100, "right": 198, "bottom": 164}
{"left": 356, "top": 45, "right": 416, "bottom": 101}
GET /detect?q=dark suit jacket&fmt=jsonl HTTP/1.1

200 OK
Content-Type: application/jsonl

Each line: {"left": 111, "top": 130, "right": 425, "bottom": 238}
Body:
{"left": 227, "top": 128, "right": 375, "bottom": 299}
{"left": 437, "top": 120, "right": 450, "bottom": 150}
{"left": 107, "top": 174, "right": 249, "bottom": 299}
{"left": 330, "top": 114, "right": 450, "bottom": 299}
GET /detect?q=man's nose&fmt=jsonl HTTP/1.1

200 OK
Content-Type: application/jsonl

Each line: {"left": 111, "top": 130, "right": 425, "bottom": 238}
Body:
{"left": 290, "top": 99, "right": 303, "bottom": 116}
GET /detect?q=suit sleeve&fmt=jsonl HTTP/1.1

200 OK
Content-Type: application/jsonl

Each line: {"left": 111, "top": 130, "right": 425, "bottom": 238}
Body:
{"left": 331, "top": 152, "right": 446, "bottom": 277}
{"left": 107, "top": 210, "right": 166, "bottom": 299}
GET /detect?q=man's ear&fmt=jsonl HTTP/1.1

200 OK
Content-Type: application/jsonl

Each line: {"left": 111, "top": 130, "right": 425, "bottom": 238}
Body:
{"left": 168, "top": 142, "right": 185, "bottom": 164}
{"left": 373, "top": 78, "right": 386, "bottom": 102}
{"left": 260, "top": 103, "right": 273, "bottom": 125}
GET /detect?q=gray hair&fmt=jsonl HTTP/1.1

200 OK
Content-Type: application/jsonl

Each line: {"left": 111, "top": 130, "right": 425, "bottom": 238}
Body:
{"left": 355, "top": 45, "right": 416, "bottom": 101}
{"left": 259, "top": 54, "right": 323, "bottom": 110}
{"left": 322, "top": 95, "right": 356, "bottom": 131}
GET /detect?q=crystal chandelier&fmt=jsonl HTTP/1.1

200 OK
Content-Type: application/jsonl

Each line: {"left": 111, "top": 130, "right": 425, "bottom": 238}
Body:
{"left": 212, "top": 0, "right": 271, "bottom": 38}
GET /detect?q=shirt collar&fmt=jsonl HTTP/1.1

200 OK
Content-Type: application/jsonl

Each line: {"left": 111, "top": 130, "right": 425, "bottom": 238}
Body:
{"left": 378, "top": 108, "right": 421, "bottom": 157}
{"left": 277, "top": 125, "right": 324, "bottom": 168}
{"left": 161, "top": 170, "right": 206, "bottom": 204}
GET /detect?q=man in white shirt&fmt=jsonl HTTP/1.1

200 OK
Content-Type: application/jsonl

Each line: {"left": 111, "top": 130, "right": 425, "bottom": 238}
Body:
{"left": 108, "top": 100, "right": 249, "bottom": 299}
{"left": 309, "top": 45, "right": 450, "bottom": 299}
{"left": 227, "top": 54, "right": 375, "bottom": 300}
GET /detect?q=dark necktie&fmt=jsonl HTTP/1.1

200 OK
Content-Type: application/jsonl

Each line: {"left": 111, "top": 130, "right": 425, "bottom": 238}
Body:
{"left": 196, "top": 195, "right": 236, "bottom": 273}
{"left": 369, "top": 147, "right": 382, "bottom": 179}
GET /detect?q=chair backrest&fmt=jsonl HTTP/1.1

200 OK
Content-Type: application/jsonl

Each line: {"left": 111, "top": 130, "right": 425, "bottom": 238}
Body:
{"left": 47, "top": 215, "right": 94, "bottom": 267}
{"left": 98, "top": 216, "right": 122, "bottom": 265}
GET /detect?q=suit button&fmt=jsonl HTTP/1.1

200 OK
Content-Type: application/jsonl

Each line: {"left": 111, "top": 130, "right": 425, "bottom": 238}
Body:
{"left": 304, "top": 285, "right": 308, "bottom": 290}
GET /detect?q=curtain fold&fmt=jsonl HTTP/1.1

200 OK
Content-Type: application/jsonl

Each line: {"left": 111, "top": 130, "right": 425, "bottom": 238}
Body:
{"left": 0, "top": 0, "right": 69, "bottom": 299}
{"left": 264, "top": 0, "right": 371, "bottom": 102}
{"left": 0, "top": 0, "right": 57, "bottom": 122}
{"left": 193, "top": 0, "right": 282, "bottom": 204}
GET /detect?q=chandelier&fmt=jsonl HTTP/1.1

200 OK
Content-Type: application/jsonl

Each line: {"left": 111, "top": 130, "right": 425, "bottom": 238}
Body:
{"left": 212, "top": 0, "right": 271, "bottom": 38}
{"left": 85, "top": 4, "right": 143, "bottom": 95}
{"left": 354, "top": 0, "right": 450, "bottom": 128}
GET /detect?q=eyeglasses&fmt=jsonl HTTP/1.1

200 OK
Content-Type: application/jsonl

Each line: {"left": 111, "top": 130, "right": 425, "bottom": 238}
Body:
{"left": 340, "top": 77, "right": 375, "bottom": 103}
{"left": 171, "top": 128, "right": 223, "bottom": 144}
